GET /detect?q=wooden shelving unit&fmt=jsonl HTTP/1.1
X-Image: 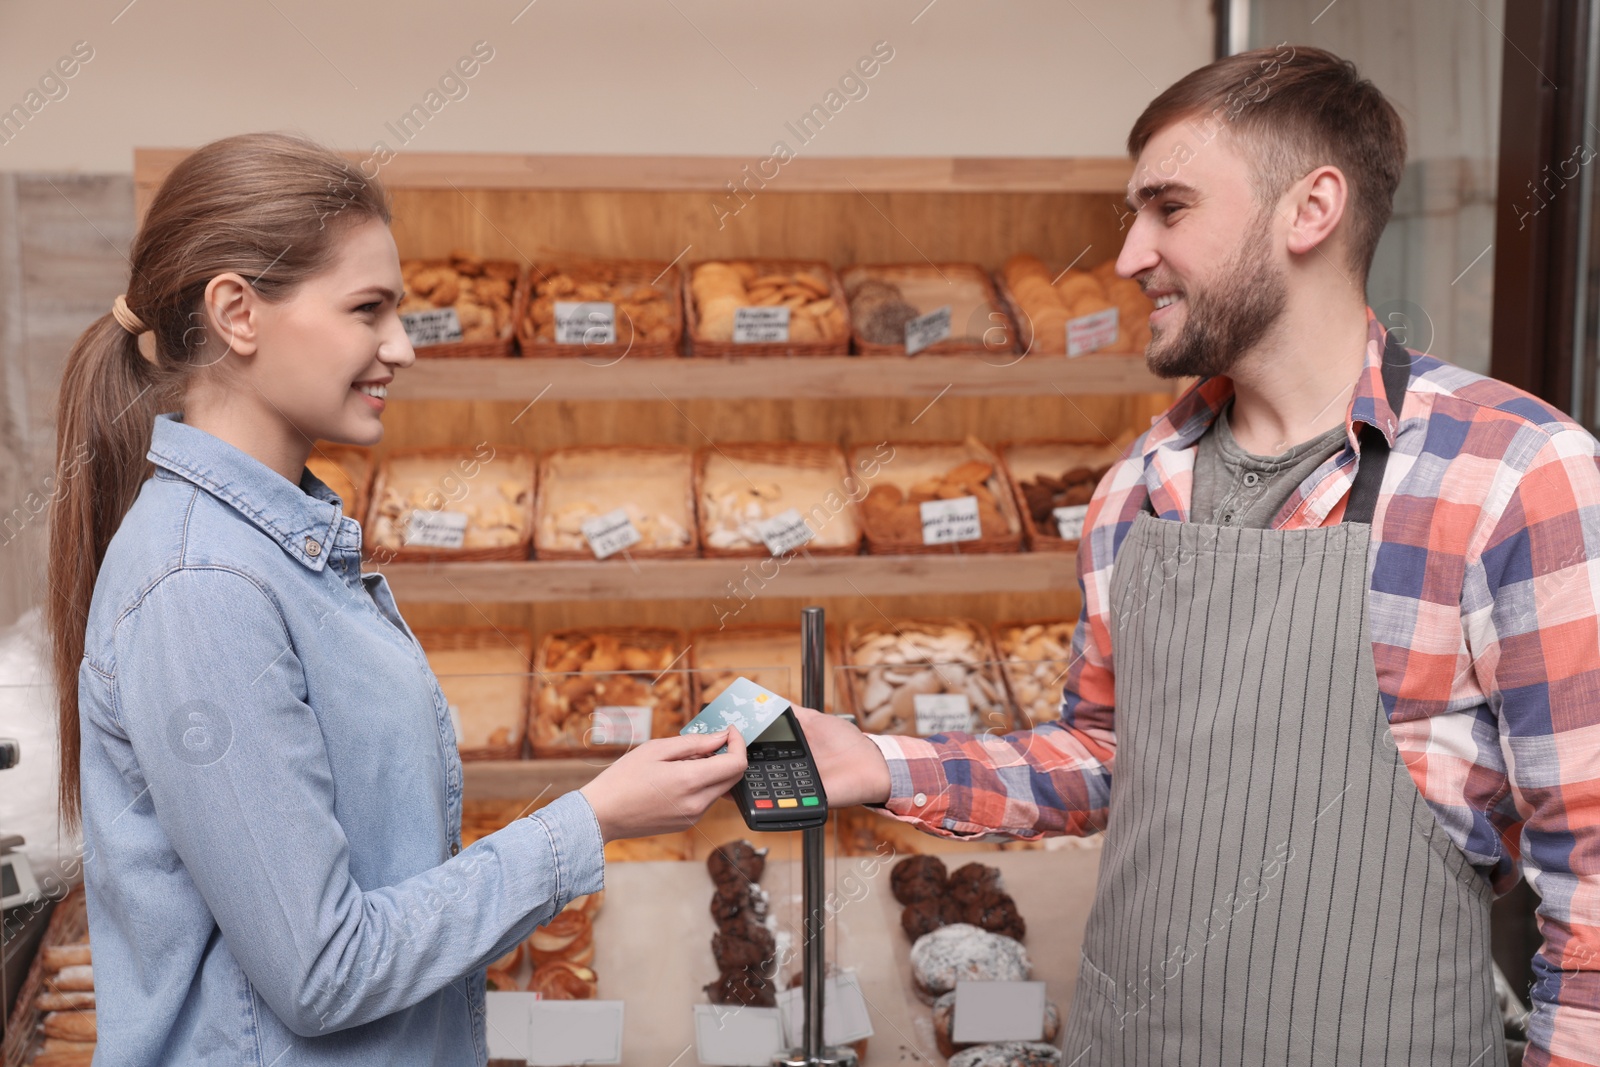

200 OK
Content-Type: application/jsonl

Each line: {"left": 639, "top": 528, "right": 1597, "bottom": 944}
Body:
{"left": 378, "top": 550, "right": 1078, "bottom": 603}
{"left": 390, "top": 352, "right": 1168, "bottom": 402}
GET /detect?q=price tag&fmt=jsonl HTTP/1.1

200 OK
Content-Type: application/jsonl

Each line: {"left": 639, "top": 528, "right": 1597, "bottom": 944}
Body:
{"left": 527, "top": 1000, "right": 626, "bottom": 1065}
{"left": 733, "top": 306, "right": 791, "bottom": 343}
{"left": 447, "top": 704, "right": 463, "bottom": 744}
{"left": 778, "top": 970, "right": 875, "bottom": 1046}
{"left": 693, "top": 1004, "right": 785, "bottom": 1066}
{"left": 951, "top": 980, "right": 1048, "bottom": 1042}
{"left": 904, "top": 305, "right": 952, "bottom": 355}
{"left": 915, "top": 692, "right": 974, "bottom": 734}
{"left": 485, "top": 991, "right": 537, "bottom": 1061}
{"left": 400, "top": 307, "right": 464, "bottom": 347}
{"left": 920, "top": 496, "right": 982, "bottom": 545}
{"left": 405, "top": 509, "right": 469, "bottom": 549}
{"left": 1053, "top": 504, "right": 1090, "bottom": 541}
{"left": 1066, "top": 307, "right": 1119, "bottom": 356}
{"left": 754, "top": 508, "right": 815, "bottom": 556}
{"left": 580, "top": 508, "right": 642, "bottom": 560}
{"left": 555, "top": 301, "right": 617, "bottom": 345}
{"left": 591, "top": 705, "right": 653, "bottom": 747}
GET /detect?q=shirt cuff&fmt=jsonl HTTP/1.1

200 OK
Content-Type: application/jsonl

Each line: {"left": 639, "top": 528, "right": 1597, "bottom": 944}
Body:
{"left": 528, "top": 790, "right": 607, "bottom": 908}
{"left": 866, "top": 732, "right": 952, "bottom": 825}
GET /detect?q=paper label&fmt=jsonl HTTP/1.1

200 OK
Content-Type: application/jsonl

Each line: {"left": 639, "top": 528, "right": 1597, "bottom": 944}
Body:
{"left": 527, "top": 1000, "right": 626, "bottom": 1065}
{"left": 951, "top": 980, "right": 1048, "bottom": 1042}
{"left": 914, "top": 692, "right": 974, "bottom": 734}
{"left": 485, "top": 991, "right": 538, "bottom": 1061}
{"left": 447, "top": 704, "right": 463, "bottom": 744}
{"left": 1053, "top": 503, "right": 1091, "bottom": 541}
{"left": 405, "top": 509, "right": 469, "bottom": 549}
{"left": 777, "top": 970, "right": 875, "bottom": 1046}
{"left": 755, "top": 508, "right": 815, "bottom": 556}
{"left": 920, "top": 495, "right": 982, "bottom": 545}
{"left": 555, "top": 301, "right": 617, "bottom": 345}
{"left": 591, "top": 705, "right": 653, "bottom": 747}
{"left": 580, "top": 507, "right": 642, "bottom": 560}
{"left": 400, "top": 307, "right": 464, "bottom": 347}
{"left": 693, "top": 1003, "right": 786, "bottom": 1066}
{"left": 1066, "top": 307, "right": 1119, "bottom": 356}
{"left": 733, "top": 306, "right": 791, "bottom": 343}
{"left": 904, "top": 305, "right": 952, "bottom": 355}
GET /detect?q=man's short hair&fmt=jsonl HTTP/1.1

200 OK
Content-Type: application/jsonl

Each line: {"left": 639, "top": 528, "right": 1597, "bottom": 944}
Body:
{"left": 1127, "top": 44, "right": 1408, "bottom": 283}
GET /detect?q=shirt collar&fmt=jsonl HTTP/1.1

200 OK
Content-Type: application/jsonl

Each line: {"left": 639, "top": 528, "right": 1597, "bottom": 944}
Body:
{"left": 147, "top": 411, "right": 344, "bottom": 572}
{"left": 1140, "top": 308, "right": 1403, "bottom": 461}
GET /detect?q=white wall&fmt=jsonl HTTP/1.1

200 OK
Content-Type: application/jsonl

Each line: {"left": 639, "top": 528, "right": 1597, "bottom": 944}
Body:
{"left": 0, "top": 0, "right": 1213, "bottom": 173}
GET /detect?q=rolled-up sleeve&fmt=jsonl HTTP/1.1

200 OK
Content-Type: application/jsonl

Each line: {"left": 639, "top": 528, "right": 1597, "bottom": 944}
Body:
{"left": 111, "top": 566, "right": 602, "bottom": 1037}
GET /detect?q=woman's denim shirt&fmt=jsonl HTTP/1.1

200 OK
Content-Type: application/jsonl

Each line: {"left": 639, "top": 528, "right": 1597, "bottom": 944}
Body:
{"left": 76, "top": 411, "right": 604, "bottom": 1065}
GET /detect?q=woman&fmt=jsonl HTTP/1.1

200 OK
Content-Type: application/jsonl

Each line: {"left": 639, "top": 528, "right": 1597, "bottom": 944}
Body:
{"left": 45, "top": 132, "right": 746, "bottom": 1065}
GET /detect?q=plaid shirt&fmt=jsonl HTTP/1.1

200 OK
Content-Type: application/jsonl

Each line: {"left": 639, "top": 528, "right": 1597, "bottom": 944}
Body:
{"left": 869, "top": 312, "right": 1600, "bottom": 1065}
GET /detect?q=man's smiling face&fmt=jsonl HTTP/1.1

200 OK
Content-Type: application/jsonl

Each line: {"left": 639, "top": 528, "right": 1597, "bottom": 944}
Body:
{"left": 1115, "top": 121, "right": 1291, "bottom": 379}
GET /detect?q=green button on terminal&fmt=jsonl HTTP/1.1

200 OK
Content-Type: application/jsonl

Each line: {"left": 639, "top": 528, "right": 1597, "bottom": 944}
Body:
{"left": 801, "top": 797, "right": 820, "bottom": 806}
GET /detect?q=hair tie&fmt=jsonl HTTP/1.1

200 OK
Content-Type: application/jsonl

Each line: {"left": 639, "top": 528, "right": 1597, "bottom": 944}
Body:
{"left": 111, "top": 294, "right": 150, "bottom": 336}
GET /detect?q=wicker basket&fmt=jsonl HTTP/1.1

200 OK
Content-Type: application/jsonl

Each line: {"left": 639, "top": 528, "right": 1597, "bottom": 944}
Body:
{"left": 306, "top": 443, "right": 375, "bottom": 528}
{"left": 413, "top": 626, "right": 536, "bottom": 760}
{"left": 534, "top": 445, "right": 698, "bottom": 561}
{"left": 688, "top": 623, "right": 843, "bottom": 715}
{"left": 683, "top": 259, "right": 850, "bottom": 358}
{"left": 516, "top": 260, "right": 684, "bottom": 360}
{"left": 2, "top": 886, "right": 90, "bottom": 1067}
{"left": 839, "top": 617, "right": 1015, "bottom": 738}
{"left": 365, "top": 445, "right": 536, "bottom": 563}
{"left": 848, "top": 438, "right": 1024, "bottom": 555}
{"left": 992, "top": 617, "right": 1079, "bottom": 728}
{"left": 694, "top": 442, "right": 863, "bottom": 559}
{"left": 999, "top": 439, "right": 1125, "bottom": 553}
{"left": 840, "top": 263, "right": 1016, "bottom": 357}
{"left": 400, "top": 256, "right": 521, "bottom": 359}
{"left": 993, "top": 262, "right": 1150, "bottom": 357}
{"left": 530, "top": 627, "right": 690, "bottom": 758}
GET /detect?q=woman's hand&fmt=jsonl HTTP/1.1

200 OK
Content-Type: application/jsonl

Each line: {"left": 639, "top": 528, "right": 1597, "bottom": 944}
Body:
{"left": 793, "top": 706, "right": 892, "bottom": 807}
{"left": 580, "top": 729, "right": 748, "bottom": 842}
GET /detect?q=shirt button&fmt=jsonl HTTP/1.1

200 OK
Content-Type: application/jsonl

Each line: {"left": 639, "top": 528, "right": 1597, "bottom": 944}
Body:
{"left": 1243, "top": 472, "right": 1260, "bottom": 487}
{"left": 305, "top": 537, "right": 322, "bottom": 557}
{"left": 450, "top": 842, "right": 460, "bottom": 857}
{"left": 913, "top": 792, "right": 928, "bottom": 807}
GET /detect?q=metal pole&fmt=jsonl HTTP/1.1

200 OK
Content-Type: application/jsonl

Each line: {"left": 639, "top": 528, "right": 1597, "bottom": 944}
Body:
{"left": 800, "top": 607, "right": 826, "bottom": 1063}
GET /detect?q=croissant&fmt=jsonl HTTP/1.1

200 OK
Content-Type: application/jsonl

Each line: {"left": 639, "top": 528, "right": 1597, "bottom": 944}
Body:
{"left": 528, "top": 960, "right": 598, "bottom": 999}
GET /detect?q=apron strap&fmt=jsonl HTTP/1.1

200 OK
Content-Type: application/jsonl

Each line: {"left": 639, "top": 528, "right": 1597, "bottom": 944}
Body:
{"left": 1342, "top": 333, "right": 1411, "bottom": 526}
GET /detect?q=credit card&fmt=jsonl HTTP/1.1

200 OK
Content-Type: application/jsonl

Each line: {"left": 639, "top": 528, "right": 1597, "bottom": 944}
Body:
{"left": 680, "top": 676, "right": 792, "bottom": 745}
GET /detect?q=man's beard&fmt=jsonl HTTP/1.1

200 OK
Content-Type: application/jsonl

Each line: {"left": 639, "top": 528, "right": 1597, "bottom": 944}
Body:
{"left": 1144, "top": 211, "right": 1288, "bottom": 379}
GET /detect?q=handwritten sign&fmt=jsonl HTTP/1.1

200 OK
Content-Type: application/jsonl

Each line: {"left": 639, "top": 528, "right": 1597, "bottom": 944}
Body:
{"left": 1066, "top": 307, "right": 1119, "bottom": 357}
{"left": 581, "top": 508, "right": 642, "bottom": 560}
{"left": 920, "top": 496, "right": 981, "bottom": 545}
{"left": 904, "top": 306, "right": 952, "bottom": 355}
{"left": 405, "top": 509, "right": 469, "bottom": 549}
{"left": 401, "top": 307, "right": 464, "bottom": 347}
{"left": 555, "top": 301, "right": 617, "bottom": 345}
{"left": 755, "top": 508, "right": 815, "bottom": 556}
{"left": 734, "top": 306, "right": 791, "bottom": 343}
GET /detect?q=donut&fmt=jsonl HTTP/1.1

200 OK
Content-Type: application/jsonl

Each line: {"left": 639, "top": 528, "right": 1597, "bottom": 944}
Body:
{"left": 909, "top": 924, "right": 1031, "bottom": 1005}
{"left": 947, "top": 1041, "right": 1063, "bottom": 1067}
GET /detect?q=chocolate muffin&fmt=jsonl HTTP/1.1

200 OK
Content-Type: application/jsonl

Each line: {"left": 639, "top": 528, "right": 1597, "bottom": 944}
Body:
{"left": 947, "top": 862, "right": 1002, "bottom": 906}
{"left": 962, "top": 891, "right": 1026, "bottom": 941}
{"left": 704, "top": 968, "right": 777, "bottom": 1007}
{"left": 710, "top": 883, "right": 770, "bottom": 926}
{"left": 707, "top": 840, "right": 766, "bottom": 889}
{"left": 900, "top": 895, "right": 965, "bottom": 940}
{"left": 890, "top": 855, "right": 949, "bottom": 906}
{"left": 712, "top": 918, "right": 776, "bottom": 972}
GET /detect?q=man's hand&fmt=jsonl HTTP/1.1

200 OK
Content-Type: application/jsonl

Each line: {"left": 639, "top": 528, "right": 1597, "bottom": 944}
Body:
{"left": 580, "top": 729, "right": 747, "bottom": 842}
{"left": 794, "top": 706, "right": 892, "bottom": 807}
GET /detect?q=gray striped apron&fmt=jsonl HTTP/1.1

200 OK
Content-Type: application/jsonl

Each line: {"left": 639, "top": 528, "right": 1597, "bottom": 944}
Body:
{"left": 1061, "top": 349, "right": 1503, "bottom": 1066}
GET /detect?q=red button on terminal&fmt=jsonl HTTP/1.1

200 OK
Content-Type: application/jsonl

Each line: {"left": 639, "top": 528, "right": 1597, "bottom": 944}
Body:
{"left": 754, "top": 800, "right": 774, "bottom": 809}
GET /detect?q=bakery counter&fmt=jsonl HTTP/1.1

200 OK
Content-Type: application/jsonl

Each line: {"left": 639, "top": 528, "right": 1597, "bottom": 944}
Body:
{"left": 386, "top": 352, "right": 1170, "bottom": 402}
{"left": 590, "top": 844, "right": 1102, "bottom": 1066}
{"left": 379, "top": 551, "right": 1078, "bottom": 604}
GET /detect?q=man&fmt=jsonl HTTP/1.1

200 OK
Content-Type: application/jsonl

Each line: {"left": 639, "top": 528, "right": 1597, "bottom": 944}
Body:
{"left": 802, "top": 45, "right": 1600, "bottom": 1067}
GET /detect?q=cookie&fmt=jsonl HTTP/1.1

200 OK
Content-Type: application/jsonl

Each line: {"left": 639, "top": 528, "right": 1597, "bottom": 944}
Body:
{"left": 890, "top": 854, "right": 949, "bottom": 905}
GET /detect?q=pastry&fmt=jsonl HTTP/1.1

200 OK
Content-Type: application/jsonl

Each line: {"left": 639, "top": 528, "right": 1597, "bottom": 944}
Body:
{"left": 528, "top": 909, "right": 594, "bottom": 965}
{"left": 707, "top": 840, "right": 767, "bottom": 888}
{"left": 1002, "top": 254, "right": 1152, "bottom": 354}
{"left": 415, "top": 627, "right": 534, "bottom": 759}
{"left": 42, "top": 1011, "right": 97, "bottom": 1042}
{"left": 486, "top": 942, "right": 523, "bottom": 991}
{"left": 712, "top": 918, "right": 777, "bottom": 972}
{"left": 53, "top": 964, "right": 94, "bottom": 992}
{"left": 857, "top": 443, "right": 1016, "bottom": 549}
{"left": 890, "top": 855, "right": 949, "bottom": 905}
{"left": 704, "top": 968, "right": 777, "bottom": 1007}
{"left": 1019, "top": 466, "right": 1109, "bottom": 532}
{"left": 932, "top": 993, "right": 1061, "bottom": 1058}
{"left": 845, "top": 618, "right": 1010, "bottom": 736}
{"left": 947, "top": 1042, "right": 1064, "bottom": 1067}
{"left": 536, "top": 447, "right": 696, "bottom": 557}
{"left": 997, "top": 621, "right": 1077, "bottom": 726}
{"left": 710, "top": 883, "right": 770, "bottom": 926}
{"left": 35, "top": 991, "right": 96, "bottom": 1012}
{"left": 947, "top": 863, "right": 1003, "bottom": 906}
{"left": 533, "top": 629, "right": 689, "bottom": 755}
{"left": 528, "top": 960, "right": 598, "bottom": 999}
{"left": 41, "top": 944, "right": 91, "bottom": 970}
{"left": 901, "top": 897, "right": 963, "bottom": 940}
{"left": 962, "top": 892, "right": 1027, "bottom": 941}
{"left": 369, "top": 448, "right": 534, "bottom": 554}
{"left": 697, "top": 447, "right": 862, "bottom": 553}
{"left": 399, "top": 253, "right": 518, "bottom": 345}
{"left": 29, "top": 1045, "right": 96, "bottom": 1067}
{"left": 522, "top": 262, "right": 680, "bottom": 349}
{"left": 909, "top": 924, "right": 1031, "bottom": 1004}
{"left": 690, "top": 261, "right": 847, "bottom": 345}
